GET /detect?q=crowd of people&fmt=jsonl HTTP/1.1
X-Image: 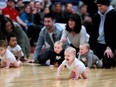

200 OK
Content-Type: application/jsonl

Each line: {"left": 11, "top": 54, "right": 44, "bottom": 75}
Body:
{"left": 0, "top": 0, "right": 116, "bottom": 80}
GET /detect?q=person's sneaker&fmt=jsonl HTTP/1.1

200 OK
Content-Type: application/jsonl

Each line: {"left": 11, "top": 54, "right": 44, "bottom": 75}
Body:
{"left": 46, "top": 59, "right": 50, "bottom": 65}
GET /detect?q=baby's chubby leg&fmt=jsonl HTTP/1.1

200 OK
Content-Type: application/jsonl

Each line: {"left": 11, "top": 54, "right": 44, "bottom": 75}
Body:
{"left": 69, "top": 71, "right": 82, "bottom": 80}
{"left": 81, "top": 69, "right": 88, "bottom": 79}
{"left": 69, "top": 71, "right": 76, "bottom": 79}
{"left": 12, "top": 60, "right": 22, "bottom": 68}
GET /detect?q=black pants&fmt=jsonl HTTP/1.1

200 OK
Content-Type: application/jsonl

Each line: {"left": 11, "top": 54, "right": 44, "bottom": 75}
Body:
{"left": 92, "top": 43, "right": 116, "bottom": 68}
{"left": 70, "top": 44, "right": 79, "bottom": 53}
{"left": 26, "top": 25, "right": 41, "bottom": 47}
{"left": 70, "top": 44, "right": 79, "bottom": 58}
{"left": 38, "top": 50, "right": 53, "bottom": 65}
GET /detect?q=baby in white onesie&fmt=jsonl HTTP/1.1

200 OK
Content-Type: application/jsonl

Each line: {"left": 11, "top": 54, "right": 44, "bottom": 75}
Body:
{"left": 56, "top": 46, "right": 88, "bottom": 80}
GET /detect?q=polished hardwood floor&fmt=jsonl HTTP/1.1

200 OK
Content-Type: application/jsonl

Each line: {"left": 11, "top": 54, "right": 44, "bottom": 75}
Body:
{"left": 0, "top": 63, "right": 116, "bottom": 87}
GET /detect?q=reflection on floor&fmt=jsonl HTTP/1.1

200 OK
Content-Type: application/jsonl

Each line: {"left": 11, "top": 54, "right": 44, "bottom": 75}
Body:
{"left": 0, "top": 63, "right": 116, "bottom": 87}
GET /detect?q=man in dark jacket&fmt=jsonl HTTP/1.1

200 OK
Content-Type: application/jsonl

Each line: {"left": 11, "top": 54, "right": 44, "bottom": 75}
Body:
{"left": 89, "top": 0, "right": 116, "bottom": 68}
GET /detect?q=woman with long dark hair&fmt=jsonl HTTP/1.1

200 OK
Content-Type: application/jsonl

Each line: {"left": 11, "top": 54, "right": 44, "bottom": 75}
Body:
{"left": 61, "top": 13, "right": 89, "bottom": 53}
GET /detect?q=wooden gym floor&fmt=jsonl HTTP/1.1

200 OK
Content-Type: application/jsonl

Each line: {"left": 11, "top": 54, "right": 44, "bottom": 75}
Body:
{"left": 0, "top": 62, "right": 116, "bottom": 87}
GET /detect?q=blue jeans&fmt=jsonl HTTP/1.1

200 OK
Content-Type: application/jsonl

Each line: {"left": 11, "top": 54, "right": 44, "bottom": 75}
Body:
{"left": 38, "top": 50, "right": 53, "bottom": 64}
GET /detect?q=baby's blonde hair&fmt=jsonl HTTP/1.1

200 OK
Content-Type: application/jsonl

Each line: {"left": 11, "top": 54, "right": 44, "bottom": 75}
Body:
{"left": 80, "top": 43, "right": 90, "bottom": 50}
{"left": 0, "top": 40, "right": 8, "bottom": 48}
{"left": 65, "top": 46, "right": 76, "bottom": 55}
{"left": 54, "top": 41, "right": 64, "bottom": 48}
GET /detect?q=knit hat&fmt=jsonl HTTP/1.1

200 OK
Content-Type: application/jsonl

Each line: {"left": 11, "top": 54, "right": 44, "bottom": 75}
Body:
{"left": 96, "top": 0, "right": 110, "bottom": 6}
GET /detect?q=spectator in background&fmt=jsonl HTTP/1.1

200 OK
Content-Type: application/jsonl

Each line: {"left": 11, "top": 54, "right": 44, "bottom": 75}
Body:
{"left": 89, "top": 0, "right": 116, "bottom": 68}
{"left": 15, "top": 0, "right": 24, "bottom": 16}
{"left": 31, "top": 1, "right": 44, "bottom": 34}
{"left": 34, "top": 1, "right": 44, "bottom": 29}
{"left": 29, "top": 1, "right": 35, "bottom": 12}
{"left": 52, "top": 2, "right": 66, "bottom": 23}
{"left": 43, "top": 0, "right": 52, "bottom": 9}
{"left": 2, "top": 0, "right": 27, "bottom": 29}
{"left": 29, "top": 1, "right": 44, "bottom": 30}
{"left": 20, "top": 4, "right": 40, "bottom": 47}
{"left": 82, "top": 0, "right": 98, "bottom": 17}
{"left": 63, "top": 3, "right": 74, "bottom": 22}
{"left": 77, "top": 2, "right": 92, "bottom": 35}
{"left": 20, "top": 4, "right": 33, "bottom": 32}
{"left": 35, "top": 1, "right": 42, "bottom": 13}
{"left": 39, "top": 7, "right": 50, "bottom": 26}
{"left": 51, "top": 0, "right": 80, "bottom": 11}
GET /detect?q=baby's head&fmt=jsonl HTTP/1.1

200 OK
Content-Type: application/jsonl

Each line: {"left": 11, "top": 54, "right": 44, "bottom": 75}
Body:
{"left": 64, "top": 46, "right": 76, "bottom": 63}
{"left": 0, "top": 40, "right": 8, "bottom": 55}
{"left": 79, "top": 43, "right": 90, "bottom": 55}
{"left": 7, "top": 33, "right": 17, "bottom": 47}
{"left": 54, "top": 41, "right": 63, "bottom": 54}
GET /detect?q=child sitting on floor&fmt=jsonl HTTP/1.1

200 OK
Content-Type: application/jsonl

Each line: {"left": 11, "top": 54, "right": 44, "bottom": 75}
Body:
{"left": 0, "top": 40, "right": 22, "bottom": 69}
{"left": 7, "top": 33, "right": 24, "bottom": 62}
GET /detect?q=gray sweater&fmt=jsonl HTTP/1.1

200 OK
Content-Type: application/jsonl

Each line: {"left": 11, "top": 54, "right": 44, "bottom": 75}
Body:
{"left": 78, "top": 50, "right": 100, "bottom": 68}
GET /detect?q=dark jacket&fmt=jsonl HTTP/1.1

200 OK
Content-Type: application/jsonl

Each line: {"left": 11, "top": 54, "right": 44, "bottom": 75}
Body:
{"left": 89, "top": 9, "right": 116, "bottom": 52}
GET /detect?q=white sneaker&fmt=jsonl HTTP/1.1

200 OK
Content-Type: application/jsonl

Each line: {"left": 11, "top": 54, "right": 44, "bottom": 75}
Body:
{"left": 46, "top": 59, "right": 50, "bottom": 65}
